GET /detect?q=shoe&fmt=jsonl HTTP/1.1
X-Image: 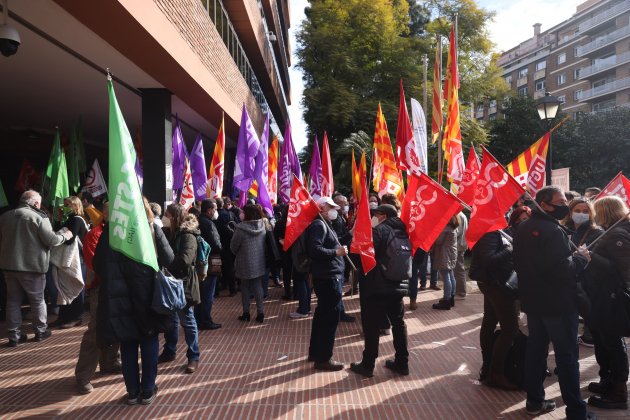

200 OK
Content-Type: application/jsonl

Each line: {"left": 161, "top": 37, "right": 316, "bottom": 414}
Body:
{"left": 34, "top": 329, "right": 52, "bottom": 342}
{"left": 199, "top": 322, "right": 222, "bottom": 330}
{"left": 256, "top": 313, "right": 265, "bottom": 323}
{"left": 140, "top": 385, "right": 158, "bottom": 405}
{"left": 100, "top": 363, "right": 123, "bottom": 374}
{"left": 77, "top": 382, "right": 93, "bottom": 395}
{"left": 588, "top": 382, "right": 628, "bottom": 410}
{"left": 430, "top": 285, "right": 441, "bottom": 291}
{"left": 585, "top": 412, "right": 598, "bottom": 420}
{"left": 340, "top": 313, "right": 356, "bottom": 323}
{"left": 343, "top": 290, "right": 354, "bottom": 297}
{"left": 525, "top": 399, "right": 556, "bottom": 415}
{"left": 432, "top": 299, "right": 451, "bottom": 310}
{"left": 455, "top": 295, "right": 466, "bottom": 300}
{"left": 125, "top": 391, "right": 140, "bottom": 405}
{"left": 7, "top": 333, "right": 28, "bottom": 347}
{"left": 238, "top": 312, "right": 251, "bottom": 322}
{"left": 314, "top": 359, "right": 344, "bottom": 371}
{"left": 49, "top": 319, "right": 63, "bottom": 328}
{"left": 379, "top": 328, "right": 391, "bottom": 336}
{"left": 484, "top": 374, "right": 520, "bottom": 391}
{"left": 409, "top": 300, "right": 417, "bottom": 310}
{"left": 185, "top": 360, "right": 199, "bottom": 374}
{"left": 228, "top": 292, "right": 237, "bottom": 297}
{"left": 289, "top": 312, "right": 309, "bottom": 319}
{"left": 419, "top": 286, "right": 426, "bottom": 291}
{"left": 158, "top": 353, "right": 175, "bottom": 364}
{"left": 450, "top": 297, "right": 455, "bottom": 307}
{"left": 588, "top": 380, "right": 611, "bottom": 394}
{"left": 578, "top": 335, "right": 595, "bottom": 348}
{"left": 479, "top": 367, "right": 489, "bottom": 382}
{"left": 60, "top": 319, "right": 82, "bottom": 329}
{"left": 350, "top": 362, "right": 374, "bottom": 378}
{"left": 281, "top": 295, "right": 292, "bottom": 301}
{"left": 384, "top": 359, "right": 409, "bottom": 376}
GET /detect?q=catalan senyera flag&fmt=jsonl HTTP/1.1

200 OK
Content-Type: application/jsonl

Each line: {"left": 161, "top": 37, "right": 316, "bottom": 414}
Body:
{"left": 351, "top": 150, "right": 360, "bottom": 201}
{"left": 431, "top": 39, "right": 443, "bottom": 145}
{"left": 372, "top": 103, "right": 404, "bottom": 200}
{"left": 207, "top": 114, "right": 225, "bottom": 199}
{"left": 442, "top": 22, "right": 465, "bottom": 185}
{"left": 268, "top": 135, "right": 278, "bottom": 205}
{"left": 506, "top": 135, "right": 550, "bottom": 187}
{"left": 321, "top": 132, "right": 334, "bottom": 197}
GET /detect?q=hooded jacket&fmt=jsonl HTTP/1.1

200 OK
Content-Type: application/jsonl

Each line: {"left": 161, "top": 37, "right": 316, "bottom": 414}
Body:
{"left": 431, "top": 225, "right": 458, "bottom": 271}
{"left": 230, "top": 219, "right": 267, "bottom": 280}
{"left": 168, "top": 216, "right": 201, "bottom": 305}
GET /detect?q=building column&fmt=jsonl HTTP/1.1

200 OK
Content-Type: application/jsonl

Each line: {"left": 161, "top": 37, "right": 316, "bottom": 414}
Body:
{"left": 141, "top": 88, "right": 172, "bottom": 205}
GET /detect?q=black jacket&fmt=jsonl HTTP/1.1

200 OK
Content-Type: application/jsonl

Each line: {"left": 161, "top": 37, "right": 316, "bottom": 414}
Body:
{"left": 215, "top": 208, "right": 236, "bottom": 258}
{"left": 514, "top": 210, "right": 587, "bottom": 316}
{"left": 198, "top": 214, "right": 222, "bottom": 254}
{"left": 360, "top": 217, "right": 409, "bottom": 298}
{"left": 469, "top": 231, "right": 513, "bottom": 286}
{"left": 94, "top": 224, "right": 174, "bottom": 347}
{"left": 565, "top": 221, "right": 603, "bottom": 247}
{"left": 307, "top": 218, "right": 345, "bottom": 279}
{"left": 331, "top": 214, "right": 352, "bottom": 246}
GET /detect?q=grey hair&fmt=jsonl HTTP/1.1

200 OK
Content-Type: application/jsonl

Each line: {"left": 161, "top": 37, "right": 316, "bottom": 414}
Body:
{"left": 20, "top": 190, "right": 41, "bottom": 207}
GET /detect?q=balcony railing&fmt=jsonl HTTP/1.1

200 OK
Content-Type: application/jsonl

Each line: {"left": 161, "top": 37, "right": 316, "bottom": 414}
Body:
{"left": 534, "top": 89, "right": 546, "bottom": 99}
{"left": 578, "top": 0, "right": 630, "bottom": 33}
{"left": 534, "top": 69, "right": 546, "bottom": 80}
{"left": 517, "top": 76, "right": 528, "bottom": 86}
{"left": 580, "top": 75, "right": 630, "bottom": 100}
{"left": 580, "top": 50, "right": 630, "bottom": 78}
{"left": 577, "top": 25, "right": 630, "bottom": 56}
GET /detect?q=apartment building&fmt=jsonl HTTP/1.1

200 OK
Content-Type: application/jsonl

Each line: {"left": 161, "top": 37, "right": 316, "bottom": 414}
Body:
{"left": 478, "top": 0, "right": 630, "bottom": 121}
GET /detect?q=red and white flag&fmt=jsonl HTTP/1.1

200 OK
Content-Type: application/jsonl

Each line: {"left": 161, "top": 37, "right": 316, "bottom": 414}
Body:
{"left": 283, "top": 175, "right": 320, "bottom": 251}
{"left": 466, "top": 148, "right": 525, "bottom": 249}
{"left": 350, "top": 176, "right": 376, "bottom": 273}
{"left": 526, "top": 133, "right": 549, "bottom": 195}
{"left": 597, "top": 171, "right": 630, "bottom": 207}
{"left": 321, "top": 132, "right": 334, "bottom": 197}
{"left": 179, "top": 157, "right": 195, "bottom": 210}
{"left": 401, "top": 172, "right": 463, "bottom": 253}
{"left": 456, "top": 147, "right": 481, "bottom": 206}
{"left": 396, "top": 79, "right": 422, "bottom": 175}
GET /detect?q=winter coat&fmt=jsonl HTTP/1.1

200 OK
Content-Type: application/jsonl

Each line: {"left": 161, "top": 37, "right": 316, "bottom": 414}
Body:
{"left": 431, "top": 225, "right": 458, "bottom": 270}
{"left": 307, "top": 218, "right": 345, "bottom": 279}
{"left": 514, "top": 209, "right": 587, "bottom": 317}
{"left": 168, "top": 217, "right": 201, "bottom": 305}
{"left": 231, "top": 219, "right": 267, "bottom": 280}
{"left": 331, "top": 214, "right": 352, "bottom": 246}
{"left": 469, "top": 231, "right": 513, "bottom": 286}
{"left": 215, "top": 208, "right": 237, "bottom": 258}
{"left": 61, "top": 213, "right": 88, "bottom": 246}
{"left": 198, "top": 214, "right": 222, "bottom": 254}
{"left": 456, "top": 212, "right": 469, "bottom": 251}
{"left": 565, "top": 221, "right": 603, "bottom": 247}
{"left": 360, "top": 217, "right": 409, "bottom": 298}
{"left": 0, "top": 204, "right": 67, "bottom": 273}
{"left": 94, "top": 224, "right": 175, "bottom": 347}
{"left": 587, "top": 220, "right": 630, "bottom": 291}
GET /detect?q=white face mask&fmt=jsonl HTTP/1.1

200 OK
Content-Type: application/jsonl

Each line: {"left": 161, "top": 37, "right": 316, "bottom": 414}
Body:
{"left": 343, "top": 205, "right": 349, "bottom": 214}
{"left": 369, "top": 202, "right": 378, "bottom": 210}
{"left": 211, "top": 211, "right": 219, "bottom": 221}
{"left": 327, "top": 209, "right": 338, "bottom": 221}
{"left": 161, "top": 215, "right": 171, "bottom": 228}
{"left": 371, "top": 216, "right": 381, "bottom": 227}
{"left": 571, "top": 212, "right": 590, "bottom": 226}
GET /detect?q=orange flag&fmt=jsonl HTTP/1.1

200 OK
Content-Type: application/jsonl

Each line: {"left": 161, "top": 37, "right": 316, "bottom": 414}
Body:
{"left": 321, "top": 132, "right": 334, "bottom": 197}
{"left": 431, "top": 40, "right": 443, "bottom": 145}
{"left": 207, "top": 114, "right": 225, "bottom": 198}
{"left": 525, "top": 133, "right": 550, "bottom": 195}
{"left": 372, "top": 103, "right": 404, "bottom": 200}
{"left": 268, "top": 135, "right": 278, "bottom": 205}
{"left": 350, "top": 176, "right": 376, "bottom": 273}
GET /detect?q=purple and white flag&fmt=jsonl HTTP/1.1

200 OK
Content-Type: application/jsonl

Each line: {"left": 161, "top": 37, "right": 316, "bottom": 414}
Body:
{"left": 172, "top": 117, "right": 187, "bottom": 193}
{"left": 233, "top": 104, "right": 260, "bottom": 193}
{"left": 309, "top": 135, "right": 322, "bottom": 200}
{"left": 278, "top": 121, "right": 301, "bottom": 204}
{"left": 253, "top": 115, "right": 273, "bottom": 217}
{"left": 190, "top": 134, "right": 208, "bottom": 201}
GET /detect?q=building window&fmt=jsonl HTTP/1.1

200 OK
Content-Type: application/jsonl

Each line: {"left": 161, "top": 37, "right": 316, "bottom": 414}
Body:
{"left": 518, "top": 86, "right": 528, "bottom": 96}
{"left": 558, "top": 95, "right": 566, "bottom": 104}
{"left": 557, "top": 74, "right": 567, "bottom": 85}
{"left": 558, "top": 52, "right": 567, "bottom": 64}
{"left": 489, "top": 99, "right": 497, "bottom": 108}
{"left": 505, "top": 75, "right": 512, "bottom": 85}
{"left": 518, "top": 68, "right": 528, "bottom": 78}
{"left": 593, "top": 99, "right": 616, "bottom": 112}
{"left": 574, "top": 89, "right": 583, "bottom": 100}
{"left": 535, "top": 80, "right": 546, "bottom": 91}
{"left": 489, "top": 114, "right": 497, "bottom": 121}
{"left": 574, "top": 68, "right": 581, "bottom": 80}
{"left": 535, "top": 61, "right": 547, "bottom": 71}
{"left": 476, "top": 104, "right": 485, "bottom": 112}
{"left": 574, "top": 46, "right": 580, "bottom": 57}
{"left": 593, "top": 78, "right": 609, "bottom": 88}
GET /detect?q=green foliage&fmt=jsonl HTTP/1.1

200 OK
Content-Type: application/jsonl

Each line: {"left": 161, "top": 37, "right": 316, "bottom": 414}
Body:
{"left": 333, "top": 131, "right": 374, "bottom": 190}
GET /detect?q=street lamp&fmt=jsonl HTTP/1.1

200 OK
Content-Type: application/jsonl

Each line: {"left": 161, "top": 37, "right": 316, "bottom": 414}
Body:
{"left": 537, "top": 92, "right": 561, "bottom": 186}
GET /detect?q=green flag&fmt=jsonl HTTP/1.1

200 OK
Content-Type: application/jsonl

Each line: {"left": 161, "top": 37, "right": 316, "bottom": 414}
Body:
{"left": 67, "top": 124, "right": 81, "bottom": 193}
{"left": 0, "top": 179, "right": 8, "bottom": 208}
{"left": 108, "top": 79, "right": 158, "bottom": 271}
{"left": 43, "top": 129, "right": 68, "bottom": 207}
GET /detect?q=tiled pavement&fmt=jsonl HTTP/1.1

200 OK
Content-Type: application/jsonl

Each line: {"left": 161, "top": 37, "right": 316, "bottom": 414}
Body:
{"left": 0, "top": 283, "right": 628, "bottom": 419}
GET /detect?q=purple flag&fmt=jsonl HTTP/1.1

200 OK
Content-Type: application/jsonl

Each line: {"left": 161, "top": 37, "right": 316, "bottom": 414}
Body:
{"left": 134, "top": 156, "right": 143, "bottom": 189}
{"left": 233, "top": 104, "right": 260, "bottom": 193}
{"left": 190, "top": 134, "right": 208, "bottom": 201}
{"left": 308, "top": 135, "right": 322, "bottom": 199}
{"left": 253, "top": 115, "right": 273, "bottom": 217}
{"left": 172, "top": 117, "right": 186, "bottom": 193}
{"left": 278, "top": 121, "right": 302, "bottom": 204}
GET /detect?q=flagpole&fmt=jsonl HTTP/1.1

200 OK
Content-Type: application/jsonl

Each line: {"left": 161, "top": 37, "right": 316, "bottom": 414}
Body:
{"left": 423, "top": 54, "right": 428, "bottom": 122}
{"left": 437, "top": 35, "right": 444, "bottom": 184}
{"left": 586, "top": 211, "right": 630, "bottom": 250}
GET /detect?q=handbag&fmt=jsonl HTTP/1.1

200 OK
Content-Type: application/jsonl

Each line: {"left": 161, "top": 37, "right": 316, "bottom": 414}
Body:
{"left": 152, "top": 269, "right": 186, "bottom": 315}
{"left": 209, "top": 255, "right": 222, "bottom": 275}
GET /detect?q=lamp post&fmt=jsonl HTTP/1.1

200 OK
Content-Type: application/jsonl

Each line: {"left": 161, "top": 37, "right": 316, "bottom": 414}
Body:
{"left": 536, "top": 92, "right": 561, "bottom": 186}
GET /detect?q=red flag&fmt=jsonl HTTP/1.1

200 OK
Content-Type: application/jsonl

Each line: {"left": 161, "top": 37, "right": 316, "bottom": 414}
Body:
{"left": 466, "top": 148, "right": 525, "bottom": 249}
{"left": 457, "top": 147, "right": 481, "bottom": 206}
{"left": 396, "top": 79, "right": 422, "bottom": 175}
{"left": 526, "top": 132, "right": 550, "bottom": 195}
{"left": 321, "top": 132, "right": 334, "bottom": 197}
{"left": 15, "top": 160, "right": 41, "bottom": 193}
{"left": 283, "top": 175, "right": 320, "bottom": 251}
{"left": 597, "top": 171, "right": 630, "bottom": 207}
{"left": 350, "top": 176, "right": 376, "bottom": 273}
{"left": 401, "top": 172, "right": 463, "bottom": 253}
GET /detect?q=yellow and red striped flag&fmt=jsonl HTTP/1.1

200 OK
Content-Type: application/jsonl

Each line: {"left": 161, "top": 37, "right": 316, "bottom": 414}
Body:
{"left": 372, "top": 103, "right": 404, "bottom": 201}
{"left": 268, "top": 135, "right": 278, "bottom": 205}
{"left": 431, "top": 40, "right": 443, "bottom": 145}
{"left": 351, "top": 150, "right": 360, "bottom": 201}
{"left": 442, "top": 21, "right": 465, "bottom": 185}
{"left": 207, "top": 114, "right": 225, "bottom": 198}
{"left": 506, "top": 135, "right": 550, "bottom": 187}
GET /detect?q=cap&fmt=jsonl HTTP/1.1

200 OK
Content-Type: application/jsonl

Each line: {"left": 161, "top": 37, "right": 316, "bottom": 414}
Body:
{"left": 374, "top": 204, "right": 398, "bottom": 218}
{"left": 316, "top": 196, "right": 340, "bottom": 209}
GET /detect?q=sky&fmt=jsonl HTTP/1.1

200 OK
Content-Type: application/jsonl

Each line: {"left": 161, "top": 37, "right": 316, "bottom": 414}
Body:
{"left": 287, "top": 0, "right": 583, "bottom": 153}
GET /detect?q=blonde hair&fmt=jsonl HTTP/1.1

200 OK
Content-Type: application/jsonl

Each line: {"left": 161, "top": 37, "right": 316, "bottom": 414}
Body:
{"left": 593, "top": 196, "right": 629, "bottom": 228}
{"left": 143, "top": 197, "right": 154, "bottom": 225}
{"left": 64, "top": 196, "right": 84, "bottom": 216}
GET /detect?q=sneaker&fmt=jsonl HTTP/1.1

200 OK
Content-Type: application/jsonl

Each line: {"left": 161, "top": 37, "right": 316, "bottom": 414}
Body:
{"left": 141, "top": 386, "right": 158, "bottom": 405}
{"left": 578, "top": 335, "right": 595, "bottom": 348}
{"left": 125, "top": 391, "right": 140, "bottom": 405}
{"left": 525, "top": 399, "right": 556, "bottom": 416}
{"left": 289, "top": 312, "right": 309, "bottom": 319}
{"left": 6, "top": 333, "right": 28, "bottom": 347}
{"left": 34, "top": 329, "right": 52, "bottom": 342}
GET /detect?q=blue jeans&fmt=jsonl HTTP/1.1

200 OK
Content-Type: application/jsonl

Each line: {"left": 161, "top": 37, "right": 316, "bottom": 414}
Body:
{"left": 294, "top": 271, "right": 312, "bottom": 315}
{"left": 163, "top": 306, "right": 200, "bottom": 361}
{"left": 261, "top": 269, "right": 269, "bottom": 297}
{"left": 194, "top": 275, "right": 217, "bottom": 327}
{"left": 439, "top": 269, "right": 456, "bottom": 299}
{"left": 336, "top": 276, "right": 346, "bottom": 313}
{"left": 525, "top": 313, "right": 586, "bottom": 420}
{"left": 409, "top": 250, "right": 428, "bottom": 300}
{"left": 121, "top": 334, "right": 159, "bottom": 394}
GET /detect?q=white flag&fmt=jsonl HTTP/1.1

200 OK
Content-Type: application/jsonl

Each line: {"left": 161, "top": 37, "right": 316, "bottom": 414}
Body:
{"left": 82, "top": 159, "right": 108, "bottom": 197}
{"left": 411, "top": 98, "right": 428, "bottom": 174}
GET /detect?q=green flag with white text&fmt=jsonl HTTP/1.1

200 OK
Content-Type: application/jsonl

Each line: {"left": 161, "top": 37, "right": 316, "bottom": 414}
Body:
{"left": 0, "top": 179, "right": 8, "bottom": 208}
{"left": 108, "top": 79, "right": 158, "bottom": 271}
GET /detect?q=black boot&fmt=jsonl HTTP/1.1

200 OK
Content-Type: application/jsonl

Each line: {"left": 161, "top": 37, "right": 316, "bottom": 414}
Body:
{"left": 450, "top": 297, "right": 455, "bottom": 307}
{"left": 238, "top": 312, "right": 250, "bottom": 321}
{"left": 588, "top": 382, "right": 628, "bottom": 410}
{"left": 588, "top": 378, "right": 612, "bottom": 394}
{"left": 432, "top": 299, "right": 451, "bottom": 310}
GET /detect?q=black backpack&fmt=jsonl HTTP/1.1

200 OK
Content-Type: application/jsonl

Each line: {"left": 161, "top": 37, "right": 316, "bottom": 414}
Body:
{"left": 379, "top": 227, "right": 412, "bottom": 282}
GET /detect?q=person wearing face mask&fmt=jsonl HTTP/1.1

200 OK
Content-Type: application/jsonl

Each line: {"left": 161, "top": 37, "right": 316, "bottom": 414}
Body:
{"left": 513, "top": 186, "right": 594, "bottom": 419}
{"left": 505, "top": 206, "right": 532, "bottom": 239}
{"left": 368, "top": 194, "right": 380, "bottom": 214}
{"left": 307, "top": 197, "right": 348, "bottom": 371}
{"left": 331, "top": 194, "right": 356, "bottom": 322}
{"left": 195, "top": 199, "right": 223, "bottom": 330}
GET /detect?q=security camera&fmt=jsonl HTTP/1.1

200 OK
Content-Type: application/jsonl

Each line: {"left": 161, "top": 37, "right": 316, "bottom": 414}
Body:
{"left": 0, "top": 24, "right": 19, "bottom": 57}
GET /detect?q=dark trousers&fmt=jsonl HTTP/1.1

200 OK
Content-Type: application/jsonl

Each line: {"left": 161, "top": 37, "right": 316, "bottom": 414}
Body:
{"left": 120, "top": 334, "right": 159, "bottom": 395}
{"left": 360, "top": 294, "right": 408, "bottom": 370}
{"left": 195, "top": 275, "right": 217, "bottom": 327}
{"left": 478, "top": 282, "right": 519, "bottom": 378}
{"left": 525, "top": 313, "right": 586, "bottom": 420}
{"left": 220, "top": 252, "right": 236, "bottom": 294}
{"left": 58, "top": 289, "right": 85, "bottom": 323}
{"left": 409, "top": 250, "right": 428, "bottom": 300}
{"left": 294, "top": 271, "right": 311, "bottom": 315}
{"left": 282, "top": 253, "right": 293, "bottom": 299}
{"left": 420, "top": 255, "right": 436, "bottom": 288}
{"left": 309, "top": 277, "right": 341, "bottom": 363}
{"left": 592, "top": 327, "right": 629, "bottom": 384}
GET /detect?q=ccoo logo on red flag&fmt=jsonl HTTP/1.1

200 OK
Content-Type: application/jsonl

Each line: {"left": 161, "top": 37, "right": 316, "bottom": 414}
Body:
{"left": 597, "top": 171, "right": 630, "bottom": 207}
{"left": 456, "top": 147, "right": 481, "bottom": 206}
{"left": 283, "top": 175, "right": 320, "bottom": 251}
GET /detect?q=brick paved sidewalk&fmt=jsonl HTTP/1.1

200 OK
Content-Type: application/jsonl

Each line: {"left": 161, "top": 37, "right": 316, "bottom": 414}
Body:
{"left": 0, "top": 283, "right": 627, "bottom": 419}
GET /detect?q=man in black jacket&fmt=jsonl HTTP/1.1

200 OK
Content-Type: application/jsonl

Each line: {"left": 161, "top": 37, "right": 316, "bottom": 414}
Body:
{"left": 514, "top": 186, "right": 594, "bottom": 419}
{"left": 350, "top": 204, "right": 410, "bottom": 377}
{"left": 307, "top": 197, "right": 347, "bottom": 371}
{"left": 214, "top": 198, "right": 237, "bottom": 296}
{"left": 196, "top": 199, "right": 223, "bottom": 330}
